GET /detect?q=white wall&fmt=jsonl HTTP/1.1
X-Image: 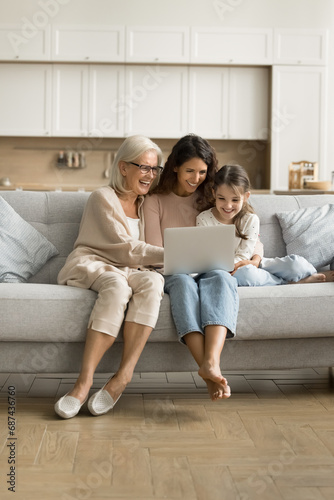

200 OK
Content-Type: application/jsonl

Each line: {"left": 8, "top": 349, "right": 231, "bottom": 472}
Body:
{"left": 1, "top": 0, "right": 334, "bottom": 180}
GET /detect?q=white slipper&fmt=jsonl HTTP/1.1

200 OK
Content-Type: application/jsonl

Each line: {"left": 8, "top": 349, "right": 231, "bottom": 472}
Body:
{"left": 54, "top": 393, "right": 87, "bottom": 419}
{"left": 88, "top": 381, "right": 122, "bottom": 416}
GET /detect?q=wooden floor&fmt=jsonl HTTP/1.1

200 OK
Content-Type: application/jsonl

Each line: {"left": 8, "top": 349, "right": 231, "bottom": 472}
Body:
{"left": 0, "top": 368, "right": 334, "bottom": 500}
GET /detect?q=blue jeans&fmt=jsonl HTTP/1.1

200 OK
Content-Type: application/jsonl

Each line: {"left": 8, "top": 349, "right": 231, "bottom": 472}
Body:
{"left": 234, "top": 254, "right": 317, "bottom": 286}
{"left": 164, "top": 270, "right": 239, "bottom": 344}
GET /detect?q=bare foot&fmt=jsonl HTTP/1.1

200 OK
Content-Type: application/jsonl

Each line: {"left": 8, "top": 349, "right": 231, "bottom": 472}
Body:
{"left": 323, "top": 270, "right": 334, "bottom": 282}
{"left": 198, "top": 362, "right": 225, "bottom": 384}
{"left": 206, "top": 379, "right": 231, "bottom": 401}
{"left": 293, "top": 273, "right": 326, "bottom": 284}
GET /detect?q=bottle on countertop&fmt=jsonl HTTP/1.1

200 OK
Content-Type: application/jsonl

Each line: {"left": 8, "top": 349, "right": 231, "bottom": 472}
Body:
{"left": 58, "top": 150, "right": 65, "bottom": 165}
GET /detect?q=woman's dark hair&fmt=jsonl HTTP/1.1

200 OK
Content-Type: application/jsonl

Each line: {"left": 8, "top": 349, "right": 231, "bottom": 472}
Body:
{"left": 151, "top": 134, "right": 218, "bottom": 211}
{"left": 213, "top": 164, "right": 254, "bottom": 240}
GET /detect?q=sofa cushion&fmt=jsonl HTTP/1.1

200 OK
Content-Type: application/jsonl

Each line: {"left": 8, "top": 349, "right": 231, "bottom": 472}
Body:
{"left": 0, "top": 196, "right": 59, "bottom": 283}
{"left": 0, "top": 283, "right": 177, "bottom": 343}
{"left": 236, "top": 282, "right": 334, "bottom": 340}
{"left": 0, "top": 283, "right": 97, "bottom": 341}
{"left": 276, "top": 203, "right": 334, "bottom": 269}
{"left": 0, "top": 190, "right": 90, "bottom": 284}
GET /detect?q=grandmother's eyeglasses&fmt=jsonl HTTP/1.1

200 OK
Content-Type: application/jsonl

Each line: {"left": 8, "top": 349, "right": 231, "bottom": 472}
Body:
{"left": 128, "top": 162, "right": 163, "bottom": 176}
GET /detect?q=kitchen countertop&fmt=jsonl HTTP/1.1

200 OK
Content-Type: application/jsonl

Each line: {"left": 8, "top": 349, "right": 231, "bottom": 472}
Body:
{"left": 274, "top": 189, "right": 334, "bottom": 195}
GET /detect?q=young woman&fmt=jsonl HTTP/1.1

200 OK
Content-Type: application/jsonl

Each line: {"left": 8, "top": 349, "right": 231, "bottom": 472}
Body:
{"left": 54, "top": 135, "right": 165, "bottom": 418}
{"left": 143, "top": 134, "right": 263, "bottom": 401}
{"left": 197, "top": 163, "right": 334, "bottom": 285}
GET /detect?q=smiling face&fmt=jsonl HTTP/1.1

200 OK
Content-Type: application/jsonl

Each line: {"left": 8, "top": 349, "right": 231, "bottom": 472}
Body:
{"left": 173, "top": 158, "right": 208, "bottom": 197}
{"left": 212, "top": 184, "right": 250, "bottom": 224}
{"left": 119, "top": 150, "right": 158, "bottom": 196}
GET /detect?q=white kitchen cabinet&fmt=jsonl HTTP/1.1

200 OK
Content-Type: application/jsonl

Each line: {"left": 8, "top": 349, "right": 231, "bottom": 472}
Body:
{"left": 124, "top": 65, "right": 188, "bottom": 138}
{"left": 189, "top": 67, "right": 229, "bottom": 139}
{"left": 125, "top": 26, "right": 190, "bottom": 63}
{"left": 274, "top": 29, "right": 328, "bottom": 65}
{"left": 52, "top": 65, "right": 89, "bottom": 136}
{"left": 89, "top": 65, "right": 125, "bottom": 137}
{"left": 270, "top": 66, "right": 327, "bottom": 190}
{"left": 52, "top": 64, "right": 125, "bottom": 137}
{"left": 0, "top": 24, "right": 50, "bottom": 61}
{"left": 0, "top": 64, "right": 51, "bottom": 136}
{"left": 189, "top": 66, "right": 269, "bottom": 140}
{"left": 190, "top": 27, "right": 272, "bottom": 65}
{"left": 52, "top": 25, "right": 125, "bottom": 62}
{"left": 228, "top": 67, "right": 269, "bottom": 140}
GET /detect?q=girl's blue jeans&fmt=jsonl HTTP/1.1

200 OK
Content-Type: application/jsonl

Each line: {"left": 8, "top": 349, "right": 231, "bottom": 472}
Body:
{"left": 164, "top": 269, "right": 239, "bottom": 344}
{"left": 233, "top": 254, "right": 317, "bottom": 286}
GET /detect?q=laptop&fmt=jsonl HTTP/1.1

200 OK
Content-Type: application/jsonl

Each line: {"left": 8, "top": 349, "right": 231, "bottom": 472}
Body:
{"left": 163, "top": 225, "right": 235, "bottom": 275}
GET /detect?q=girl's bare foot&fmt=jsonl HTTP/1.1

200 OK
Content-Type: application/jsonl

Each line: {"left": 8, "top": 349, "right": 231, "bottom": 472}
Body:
{"left": 323, "top": 270, "right": 334, "bottom": 282}
{"left": 198, "top": 362, "right": 225, "bottom": 384}
{"left": 294, "top": 273, "right": 326, "bottom": 284}
{"left": 206, "top": 379, "right": 231, "bottom": 401}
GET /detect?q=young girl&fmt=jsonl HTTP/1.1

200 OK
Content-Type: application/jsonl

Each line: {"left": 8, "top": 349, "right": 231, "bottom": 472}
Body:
{"left": 197, "top": 164, "right": 333, "bottom": 286}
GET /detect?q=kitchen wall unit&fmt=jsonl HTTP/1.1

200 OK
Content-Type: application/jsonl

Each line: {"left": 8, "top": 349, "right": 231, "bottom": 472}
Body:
{"left": 0, "top": 64, "right": 52, "bottom": 136}
{"left": 228, "top": 67, "right": 269, "bottom": 140}
{"left": 0, "top": 24, "right": 329, "bottom": 190}
{"left": 271, "top": 65, "right": 327, "bottom": 190}
{"left": 274, "top": 29, "right": 328, "bottom": 65}
{"left": 189, "top": 66, "right": 229, "bottom": 139}
{"left": 189, "top": 66, "right": 269, "bottom": 140}
{"left": 124, "top": 65, "right": 188, "bottom": 138}
{"left": 0, "top": 24, "right": 51, "bottom": 60}
{"left": 125, "top": 26, "right": 190, "bottom": 63}
{"left": 51, "top": 25, "right": 125, "bottom": 62}
{"left": 190, "top": 27, "right": 272, "bottom": 65}
{"left": 52, "top": 64, "right": 89, "bottom": 136}
{"left": 52, "top": 64, "right": 124, "bottom": 137}
{"left": 89, "top": 65, "right": 125, "bottom": 137}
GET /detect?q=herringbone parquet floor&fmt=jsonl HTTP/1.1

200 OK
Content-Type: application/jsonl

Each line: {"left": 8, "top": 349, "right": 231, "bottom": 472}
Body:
{"left": 0, "top": 369, "right": 333, "bottom": 500}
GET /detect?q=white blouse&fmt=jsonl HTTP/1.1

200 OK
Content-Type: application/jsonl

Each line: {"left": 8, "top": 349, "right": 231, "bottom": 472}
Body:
{"left": 196, "top": 208, "right": 260, "bottom": 263}
{"left": 126, "top": 217, "right": 140, "bottom": 240}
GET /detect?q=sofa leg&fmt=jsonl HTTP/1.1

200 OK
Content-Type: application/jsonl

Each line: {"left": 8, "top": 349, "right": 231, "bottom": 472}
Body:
{"left": 329, "top": 367, "right": 334, "bottom": 390}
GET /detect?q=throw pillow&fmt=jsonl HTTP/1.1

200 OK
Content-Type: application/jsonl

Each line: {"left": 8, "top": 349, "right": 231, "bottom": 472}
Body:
{"left": 0, "top": 195, "right": 59, "bottom": 283}
{"left": 276, "top": 203, "right": 334, "bottom": 269}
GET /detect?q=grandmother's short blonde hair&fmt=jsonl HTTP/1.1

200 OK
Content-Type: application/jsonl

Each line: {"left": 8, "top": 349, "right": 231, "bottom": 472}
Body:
{"left": 109, "top": 135, "right": 163, "bottom": 194}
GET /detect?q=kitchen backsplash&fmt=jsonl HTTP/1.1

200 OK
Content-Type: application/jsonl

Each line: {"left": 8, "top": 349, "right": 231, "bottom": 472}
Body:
{"left": 0, "top": 136, "right": 269, "bottom": 190}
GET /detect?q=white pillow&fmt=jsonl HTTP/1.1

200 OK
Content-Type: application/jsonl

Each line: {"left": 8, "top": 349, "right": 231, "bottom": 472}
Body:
{"left": 276, "top": 203, "right": 334, "bottom": 269}
{"left": 0, "top": 196, "right": 59, "bottom": 283}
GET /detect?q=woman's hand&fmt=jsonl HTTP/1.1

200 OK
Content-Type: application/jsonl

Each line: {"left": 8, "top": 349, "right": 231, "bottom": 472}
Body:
{"left": 231, "top": 254, "right": 261, "bottom": 275}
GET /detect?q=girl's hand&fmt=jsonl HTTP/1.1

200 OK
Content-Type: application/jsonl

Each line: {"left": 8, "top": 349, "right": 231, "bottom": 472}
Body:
{"left": 231, "top": 255, "right": 262, "bottom": 275}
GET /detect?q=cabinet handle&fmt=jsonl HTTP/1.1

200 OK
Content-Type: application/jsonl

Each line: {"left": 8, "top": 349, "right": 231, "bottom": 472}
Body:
{"left": 85, "top": 56, "right": 90, "bottom": 60}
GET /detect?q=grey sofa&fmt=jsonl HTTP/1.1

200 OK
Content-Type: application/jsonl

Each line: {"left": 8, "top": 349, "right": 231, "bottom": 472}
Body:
{"left": 1, "top": 190, "right": 334, "bottom": 377}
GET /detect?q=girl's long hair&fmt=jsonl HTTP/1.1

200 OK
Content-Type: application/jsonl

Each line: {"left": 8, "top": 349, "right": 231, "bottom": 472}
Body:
{"left": 213, "top": 164, "right": 254, "bottom": 240}
{"left": 151, "top": 134, "right": 218, "bottom": 211}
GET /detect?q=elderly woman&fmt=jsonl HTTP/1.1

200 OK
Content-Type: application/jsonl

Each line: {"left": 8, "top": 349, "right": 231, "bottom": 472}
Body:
{"left": 54, "top": 135, "right": 164, "bottom": 418}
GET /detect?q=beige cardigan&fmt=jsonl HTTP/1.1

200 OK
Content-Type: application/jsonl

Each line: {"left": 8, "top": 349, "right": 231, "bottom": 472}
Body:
{"left": 57, "top": 186, "right": 164, "bottom": 289}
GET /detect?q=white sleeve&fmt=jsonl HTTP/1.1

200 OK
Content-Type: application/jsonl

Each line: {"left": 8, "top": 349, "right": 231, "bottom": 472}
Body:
{"left": 235, "top": 214, "right": 260, "bottom": 263}
{"left": 196, "top": 210, "right": 212, "bottom": 226}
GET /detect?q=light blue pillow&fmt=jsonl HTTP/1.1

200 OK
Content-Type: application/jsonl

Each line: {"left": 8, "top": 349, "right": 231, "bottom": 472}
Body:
{"left": 276, "top": 203, "right": 334, "bottom": 269}
{"left": 0, "top": 196, "right": 59, "bottom": 283}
